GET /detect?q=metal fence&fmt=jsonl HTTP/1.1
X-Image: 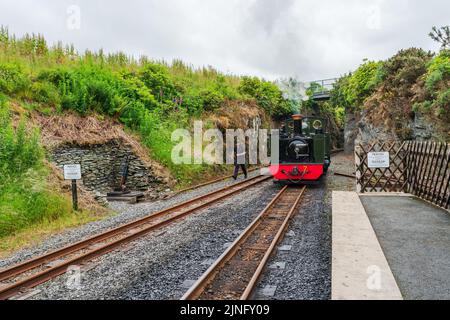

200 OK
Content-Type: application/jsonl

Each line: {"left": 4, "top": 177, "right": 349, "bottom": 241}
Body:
{"left": 355, "top": 141, "right": 450, "bottom": 210}
{"left": 307, "top": 78, "right": 337, "bottom": 100}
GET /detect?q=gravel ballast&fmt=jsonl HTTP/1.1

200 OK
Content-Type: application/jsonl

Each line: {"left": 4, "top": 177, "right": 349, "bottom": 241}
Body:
{"left": 254, "top": 183, "right": 331, "bottom": 300}
{"left": 252, "top": 153, "right": 353, "bottom": 300}
{"left": 25, "top": 179, "right": 279, "bottom": 299}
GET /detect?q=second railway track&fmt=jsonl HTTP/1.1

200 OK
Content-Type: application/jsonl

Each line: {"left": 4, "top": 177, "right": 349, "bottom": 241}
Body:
{"left": 182, "top": 185, "right": 306, "bottom": 300}
{"left": 0, "top": 174, "right": 269, "bottom": 300}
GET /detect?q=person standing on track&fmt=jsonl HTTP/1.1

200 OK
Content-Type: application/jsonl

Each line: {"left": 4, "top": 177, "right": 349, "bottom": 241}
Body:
{"left": 233, "top": 149, "right": 248, "bottom": 180}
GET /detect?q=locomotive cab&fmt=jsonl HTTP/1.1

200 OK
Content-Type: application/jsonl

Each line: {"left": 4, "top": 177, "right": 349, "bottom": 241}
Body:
{"left": 270, "top": 114, "right": 331, "bottom": 184}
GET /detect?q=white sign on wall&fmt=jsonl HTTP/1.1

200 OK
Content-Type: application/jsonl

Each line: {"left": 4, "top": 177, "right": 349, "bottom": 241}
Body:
{"left": 64, "top": 164, "right": 82, "bottom": 180}
{"left": 367, "top": 152, "right": 390, "bottom": 168}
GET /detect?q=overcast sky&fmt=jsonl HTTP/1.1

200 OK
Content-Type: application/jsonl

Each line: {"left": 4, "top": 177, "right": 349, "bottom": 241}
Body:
{"left": 1, "top": 0, "right": 448, "bottom": 80}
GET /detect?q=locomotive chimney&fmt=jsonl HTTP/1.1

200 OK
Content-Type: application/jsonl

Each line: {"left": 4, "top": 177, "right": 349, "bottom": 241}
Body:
{"left": 292, "top": 114, "right": 302, "bottom": 136}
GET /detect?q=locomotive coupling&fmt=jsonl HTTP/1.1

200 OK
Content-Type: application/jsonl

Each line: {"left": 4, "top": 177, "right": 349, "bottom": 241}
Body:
{"left": 281, "top": 166, "right": 309, "bottom": 177}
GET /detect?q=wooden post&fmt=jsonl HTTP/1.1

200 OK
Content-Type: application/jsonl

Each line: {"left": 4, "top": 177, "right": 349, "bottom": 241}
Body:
{"left": 355, "top": 145, "right": 362, "bottom": 193}
{"left": 71, "top": 179, "right": 78, "bottom": 211}
{"left": 403, "top": 142, "right": 410, "bottom": 193}
{"left": 432, "top": 144, "right": 448, "bottom": 205}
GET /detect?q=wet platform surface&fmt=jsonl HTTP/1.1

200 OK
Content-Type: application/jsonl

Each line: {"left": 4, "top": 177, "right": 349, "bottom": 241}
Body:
{"left": 360, "top": 195, "right": 450, "bottom": 300}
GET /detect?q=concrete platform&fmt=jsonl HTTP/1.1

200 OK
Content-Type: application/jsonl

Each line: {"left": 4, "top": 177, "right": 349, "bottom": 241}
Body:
{"left": 332, "top": 191, "right": 402, "bottom": 300}
{"left": 360, "top": 195, "right": 450, "bottom": 300}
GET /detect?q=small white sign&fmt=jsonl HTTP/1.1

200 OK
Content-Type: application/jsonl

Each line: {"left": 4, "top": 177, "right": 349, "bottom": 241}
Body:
{"left": 368, "top": 152, "right": 390, "bottom": 168}
{"left": 64, "top": 164, "right": 82, "bottom": 180}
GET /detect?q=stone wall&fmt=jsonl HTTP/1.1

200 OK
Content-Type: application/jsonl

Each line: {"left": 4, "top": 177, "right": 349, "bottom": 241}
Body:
{"left": 353, "top": 110, "right": 437, "bottom": 145}
{"left": 343, "top": 111, "right": 358, "bottom": 154}
{"left": 50, "top": 141, "right": 163, "bottom": 195}
{"left": 411, "top": 112, "right": 435, "bottom": 140}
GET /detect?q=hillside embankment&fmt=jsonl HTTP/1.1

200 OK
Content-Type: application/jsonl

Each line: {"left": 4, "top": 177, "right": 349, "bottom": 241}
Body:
{"left": 331, "top": 48, "right": 449, "bottom": 152}
{"left": 0, "top": 28, "right": 287, "bottom": 253}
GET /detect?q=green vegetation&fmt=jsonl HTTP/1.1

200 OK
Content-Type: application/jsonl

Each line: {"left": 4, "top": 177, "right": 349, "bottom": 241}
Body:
{"left": 0, "top": 27, "right": 295, "bottom": 238}
{"left": 0, "top": 27, "right": 291, "bottom": 182}
{"left": 329, "top": 38, "right": 449, "bottom": 140}
{"left": 414, "top": 49, "right": 450, "bottom": 119}
{"left": 0, "top": 99, "right": 73, "bottom": 238}
{"left": 328, "top": 60, "right": 382, "bottom": 111}
{"left": 344, "top": 61, "right": 381, "bottom": 109}
{"left": 238, "top": 76, "right": 291, "bottom": 117}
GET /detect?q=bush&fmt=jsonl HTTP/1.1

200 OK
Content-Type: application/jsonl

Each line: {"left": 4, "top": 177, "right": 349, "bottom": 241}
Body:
{"left": 180, "top": 91, "right": 203, "bottom": 115}
{"left": 30, "top": 81, "right": 61, "bottom": 106}
{"left": 415, "top": 50, "right": 450, "bottom": 118}
{"left": 200, "top": 87, "right": 224, "bottom": 111}
{"left": 379, "top": 48, "right": 432, "bottom": 94}
{"left": 344, "top": 61, "right": 381, "bottom": 108}
{"left": 38, "top": 67, "right": 86, "bottom": 113}
{"left": 330, "top": 74, "right": 351, "bottom": 110}
{"left": 425, "top": 50, "right": 450, "bottom": 90}
{"left": 0, "top": 63, "right": 29, "bottom": 94}
{"left": 118, "top": 73, "right": 159, "bottom": 110}
{"left": 239, "top": 77, "right": 290, "bottom": 117}
{"left": 139, "top": 63, "right": 178, "bottom": 103}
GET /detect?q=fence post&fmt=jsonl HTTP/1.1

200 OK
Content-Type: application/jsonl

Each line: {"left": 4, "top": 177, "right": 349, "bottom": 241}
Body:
{"left": 355, "top": 145, "right": 362, "bottom": 193}
{"left": 402, "top": 141, "right": 411, "bottom": 193}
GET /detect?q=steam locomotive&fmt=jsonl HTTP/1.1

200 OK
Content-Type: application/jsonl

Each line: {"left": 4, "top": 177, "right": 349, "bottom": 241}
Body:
{"left": 270, "top": 114, "right": 331, "bottom": 184}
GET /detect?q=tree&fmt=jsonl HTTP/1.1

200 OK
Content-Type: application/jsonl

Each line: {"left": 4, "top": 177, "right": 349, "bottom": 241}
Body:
{"left": 429, "top": 26, "right": 450, "bottom": 49}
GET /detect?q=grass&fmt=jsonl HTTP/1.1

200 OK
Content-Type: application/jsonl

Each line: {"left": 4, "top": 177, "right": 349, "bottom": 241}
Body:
{"left": 0, "top": 160, "right": 113, "bottom": 256}
{"left": 0, "top": 209, "right": 115, "bottom": 258}
{"left": 0, "top": 97, "right": 111, "bottom": 251}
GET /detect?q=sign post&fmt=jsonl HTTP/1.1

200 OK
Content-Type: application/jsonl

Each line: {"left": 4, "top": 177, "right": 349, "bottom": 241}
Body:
{"left": 71, "top": 179, "right": 78, "bottom": 211}
{"left": 64, "top": 164, "right": 82, "bottom": 211}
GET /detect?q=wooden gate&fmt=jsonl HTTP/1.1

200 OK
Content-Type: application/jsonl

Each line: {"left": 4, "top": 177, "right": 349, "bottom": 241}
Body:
{"left": 355, "top": 141, "right": 450, "bottom": 210}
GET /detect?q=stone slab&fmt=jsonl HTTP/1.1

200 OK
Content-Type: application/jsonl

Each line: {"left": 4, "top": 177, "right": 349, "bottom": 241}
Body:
{"left": 257, "top": 285, "right": 277, "bottom": 297}
{"left": 269, "top": 262, "right": 286, "bottom": 270}
{"left": 332, "top": 191, "right": 402, "bottom": 300}
{"left": 278, "top": 245, "right": 292, "bottom": 252}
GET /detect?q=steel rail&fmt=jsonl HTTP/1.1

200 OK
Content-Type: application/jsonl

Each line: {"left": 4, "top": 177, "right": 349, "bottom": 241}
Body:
{"left": 0, "top": 175, "right": 269, "bottom": 300}
{"left": 173, "top": 167, "right": 263, "bottom": 195}
{"left": 181, "top": 185, "right": 306, "bottom": 300}
{"left": 240, "top": 186, "right": 306, "bottom": 299}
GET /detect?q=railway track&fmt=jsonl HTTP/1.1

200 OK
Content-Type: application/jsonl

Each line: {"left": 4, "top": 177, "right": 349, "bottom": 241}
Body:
{"left": 0, "top": 175, "right": 270, "bottom": 300}
{"left": 173, "top": 167, "right": 263, "bottom": 196}
{"left": 182, "top": 185, "right": 306, "bottom": 300}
